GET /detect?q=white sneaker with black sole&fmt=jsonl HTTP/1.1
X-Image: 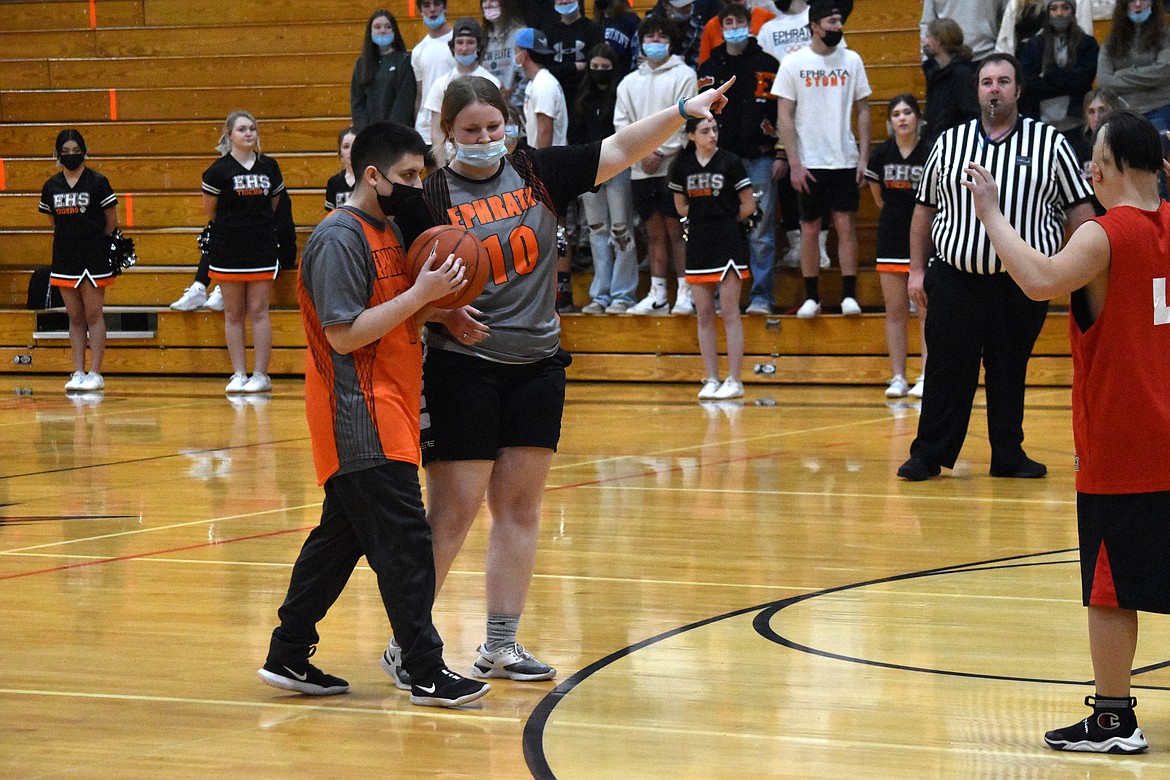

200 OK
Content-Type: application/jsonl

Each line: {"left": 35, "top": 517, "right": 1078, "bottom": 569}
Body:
{"left": 472, "top": 642, "right": 556, "bottom": 681}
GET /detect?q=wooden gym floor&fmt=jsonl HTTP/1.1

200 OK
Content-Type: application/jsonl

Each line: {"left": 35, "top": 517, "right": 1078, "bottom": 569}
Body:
{"left": 2, "top": 376, "right": 1168, "bottom": 778}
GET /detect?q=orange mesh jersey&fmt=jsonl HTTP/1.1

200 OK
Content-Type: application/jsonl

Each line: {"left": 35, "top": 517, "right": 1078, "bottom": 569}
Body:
{"left": 299, "top": 207, "right": 422, "bottom": 485}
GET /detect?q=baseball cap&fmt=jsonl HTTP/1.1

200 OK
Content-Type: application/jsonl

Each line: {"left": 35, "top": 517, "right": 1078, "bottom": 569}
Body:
{"left": 452, "top": 17, "right": 483, "bottom": 40}
{"left": 808, "top": 0, "right": 852, "bottom": 23}
{"left": 515, "top": 27, "right": 553, "bottom": 54}
{"left": 667, "top": 0, "right": 694, "bottom": 7}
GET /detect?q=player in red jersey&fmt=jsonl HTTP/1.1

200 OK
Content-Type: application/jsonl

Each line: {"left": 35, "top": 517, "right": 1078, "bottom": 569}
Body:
{"left": 965, "top": 109, "right": 1170, "bottom": 754}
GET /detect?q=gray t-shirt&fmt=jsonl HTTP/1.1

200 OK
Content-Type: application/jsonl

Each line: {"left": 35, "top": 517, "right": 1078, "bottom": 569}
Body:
{"left": 421, "top": 143, "right": 602, "bottom": 363}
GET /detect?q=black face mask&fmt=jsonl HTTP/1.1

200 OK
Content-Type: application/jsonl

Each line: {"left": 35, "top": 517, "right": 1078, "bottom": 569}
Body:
{"left": 589, "top": 69, "right": 614, "bottom": 87}
{"left": 377, "top": 182, "right": 424, "bottom": 218}
{"left": 59, "top": 153, "right": 85, "bottom": 171}
{"left": 821, "top": 29, "right": 843, "bottom": 47}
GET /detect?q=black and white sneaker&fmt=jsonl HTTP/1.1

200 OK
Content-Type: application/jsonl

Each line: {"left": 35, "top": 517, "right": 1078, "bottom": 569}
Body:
{"left": 472, "top": 642, "right": 556, "bottom": 681}
{"left": 379, "top": 637, "right": 412, "bottom": 691}
{"left": 1045, "top": 696, "right": 1148, "bottom": 754}
{"left": 410, "top": 667, "right": 490, "bottom": 708}
{"left": 258, "top": 646, "right": 349, "bottom": 696}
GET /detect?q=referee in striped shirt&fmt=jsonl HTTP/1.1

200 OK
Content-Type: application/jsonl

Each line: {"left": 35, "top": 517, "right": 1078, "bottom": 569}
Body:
{"left": 897, "top": 53, "right": 1094, "bottom": 482}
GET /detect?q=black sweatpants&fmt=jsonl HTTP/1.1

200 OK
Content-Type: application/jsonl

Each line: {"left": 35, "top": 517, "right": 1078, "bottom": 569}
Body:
{"left": 271, "top": 461, "right": 444, "bottom": 679}
{"left": 909, "top": 259, "right": 1048, "bottom": 470}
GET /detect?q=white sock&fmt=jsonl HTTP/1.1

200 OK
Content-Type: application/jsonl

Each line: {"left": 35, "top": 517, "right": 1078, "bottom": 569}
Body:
{"left": 650, "top": 276, "right": 668, "bottom": 304}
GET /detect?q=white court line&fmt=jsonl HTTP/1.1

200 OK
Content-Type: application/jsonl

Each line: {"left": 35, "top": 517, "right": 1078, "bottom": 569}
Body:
{"left": 0, "top": 503, "right": 323, "bottom": 555}
{"left": 0, "top": 687, "right": 517, "bottom": 723}
{"left": 566, "top": 484, "right": 1077, "bottom": 505}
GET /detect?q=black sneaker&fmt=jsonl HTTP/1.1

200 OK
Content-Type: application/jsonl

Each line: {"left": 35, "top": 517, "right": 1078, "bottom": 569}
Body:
{"left": 410, "top": 667, "right": 491, "bottom": 708}
{"left": 897, "top": 457, "right": 941, "bottom": 481}
{"left": 258, "top": 645, "right": 349, "bottom": 696}
{"left": 1045, "top": 697, "right": 1148, "bottom": 754}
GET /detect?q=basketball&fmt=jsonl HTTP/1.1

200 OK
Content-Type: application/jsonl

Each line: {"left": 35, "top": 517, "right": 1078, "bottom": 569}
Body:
{"left": 406, "top": 225, "right": 491, "bottom": 309}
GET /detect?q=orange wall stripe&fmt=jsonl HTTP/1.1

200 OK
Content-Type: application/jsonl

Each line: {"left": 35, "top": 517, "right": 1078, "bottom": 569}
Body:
{"left": 89, "top": 0, "right": 97, "bottom": 29}
{"left": 0, "top": 159, "right": 6, "bottom": 191}
{"left": 408, "top": 0, "right": 417, "bottom": 16}
{"left": 108, "top": 88, "right": 118, "bottom": 120}
{"left": 124, "top": 193, "right": 134, "bottom": 228}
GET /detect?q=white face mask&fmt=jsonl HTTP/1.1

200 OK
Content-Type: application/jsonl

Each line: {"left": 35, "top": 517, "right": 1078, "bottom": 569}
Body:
{"left": 483, "top": 6, "right": 502, "bottom": 21}
{"left": 455, "top": 138, "right": 508, "bottom": 167}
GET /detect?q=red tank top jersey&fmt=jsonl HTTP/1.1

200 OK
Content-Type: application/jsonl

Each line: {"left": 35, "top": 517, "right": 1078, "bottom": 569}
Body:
{"left": 299, "top": 209, "right": 422, "bottom": 485}
{"left": 1071, "top": 202, "right": 1170, "bottom": 494}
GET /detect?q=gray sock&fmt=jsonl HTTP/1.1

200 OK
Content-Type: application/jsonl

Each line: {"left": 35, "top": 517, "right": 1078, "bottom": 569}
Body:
{"left": 485, "top": 613, "right": 519, "bottom": 651}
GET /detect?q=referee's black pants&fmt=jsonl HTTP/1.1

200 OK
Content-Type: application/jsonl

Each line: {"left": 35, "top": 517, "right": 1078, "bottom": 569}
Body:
{"left": 909, "top": 260, "right": 1048, "bottom": 470}
{"left": 269, "top": 461, "right": 444, "bottom": 679}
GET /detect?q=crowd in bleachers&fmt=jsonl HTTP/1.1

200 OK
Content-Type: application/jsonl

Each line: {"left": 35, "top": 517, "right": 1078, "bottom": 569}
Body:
{"left": 48, "top": 0, "right": 1170, "bottom": 400}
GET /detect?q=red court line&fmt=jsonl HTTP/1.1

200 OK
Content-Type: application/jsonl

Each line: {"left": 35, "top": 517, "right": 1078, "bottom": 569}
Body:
{"left": 0, "top": 524, "right": 312, "bottom": 582}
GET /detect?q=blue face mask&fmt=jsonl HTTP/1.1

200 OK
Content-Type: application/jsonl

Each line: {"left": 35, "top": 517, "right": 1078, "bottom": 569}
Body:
{"left": 555, "top": 2, "right": 579, "bottom": 15}
{"left": 371, "top": 32, "right": 395, "bottom": 47}
{"left": 1129, "top": 6, "right": 1153, "bottom": 23}
{"left": 455, "top": 138, "right": 508, "bottom": 168}
{"left": 642, "top": 41, "right": 670, "bottom": 62}
{"left": 723, "top": 27, "right": 750, "bottom": 44}
{"left": 454, "top": 52, "right": 478, "bottom": 66}
{"left": 423, "top": 13, "right": 446, "bottom": 30}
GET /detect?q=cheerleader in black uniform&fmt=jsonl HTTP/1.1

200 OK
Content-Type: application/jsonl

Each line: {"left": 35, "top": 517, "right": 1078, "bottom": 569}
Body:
{"left": 324, "top": 127, "right": 356, "bottom": 211}
{"left": 201, "top": 111, "right": 285, "bottom": 393}
{"left": 39, "top": 129, "right": 118, "bottom": 392}
{"left": 864, "top": 94, "right": 929, "bottom": 399}
{"left": 669, "top": 115, "right": 755, "bottom": 401}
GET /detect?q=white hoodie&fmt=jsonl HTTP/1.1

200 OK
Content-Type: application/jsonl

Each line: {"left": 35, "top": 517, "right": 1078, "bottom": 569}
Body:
{"left": 614, "top": 54, "right": 698, "bottom": 180}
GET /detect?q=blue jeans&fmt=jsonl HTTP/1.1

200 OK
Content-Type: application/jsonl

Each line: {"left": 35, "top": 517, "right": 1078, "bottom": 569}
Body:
{"left": 582, "top": 169, "right": 638, "bottom": 306}
{"left": 743, "top": 156, "right": 777, "bottom": 306}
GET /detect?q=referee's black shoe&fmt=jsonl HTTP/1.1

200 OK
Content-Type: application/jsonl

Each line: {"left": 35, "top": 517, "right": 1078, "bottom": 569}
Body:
{"left": 897, "top": 457, "right": 941, "bottom": 481}
{"left": 989, "top": 456, "right": 1047, "bottom": 478}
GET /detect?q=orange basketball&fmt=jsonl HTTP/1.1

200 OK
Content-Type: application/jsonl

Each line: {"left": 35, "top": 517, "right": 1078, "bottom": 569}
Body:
{"left": 406, "top": 225, "right": 491, "bottom": 309}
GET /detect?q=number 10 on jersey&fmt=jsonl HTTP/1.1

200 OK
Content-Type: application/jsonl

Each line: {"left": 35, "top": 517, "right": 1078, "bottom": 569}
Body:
{"left": 480, "top": 226, "right": 540, "bottom": 285}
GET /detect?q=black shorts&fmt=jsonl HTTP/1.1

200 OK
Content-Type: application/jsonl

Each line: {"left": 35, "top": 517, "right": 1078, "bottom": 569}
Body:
{"left": 797, "top": 168, "right": 860, "bottom": 222}
{"left": 420, "top": 347, "right": 571, "bottom": 464}
{"left": 1079, "top": 490, "right": 1170, "bottom": 614}
{"left": 631, "top": 176, "right": 679, "bottom": 221}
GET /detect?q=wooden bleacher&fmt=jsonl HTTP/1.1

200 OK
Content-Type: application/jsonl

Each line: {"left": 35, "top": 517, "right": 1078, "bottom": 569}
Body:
{"left": 0, "top": 0, "right": 1080, "bottom": 385}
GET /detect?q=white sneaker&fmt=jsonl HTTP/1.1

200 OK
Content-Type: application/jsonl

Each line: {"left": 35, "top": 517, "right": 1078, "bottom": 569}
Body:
{"left": 818, "top": 231, "right": 831, "bottom": 270}
{"left": 840, "top": 297, "right": 861, "bottom": 316}
{"left": 712, "top": 377, "right": 744, "bottom": 399}
{"left": 671, "top": 290, "right": 695, "bottom": 315}
{"left": 242, "top": 372, "right": 271, "bottom": 393}
{"left": 908, "top": 374, "right": 925, "bottom": 398}
{"left": 471, "top": 642, "right": 556, "bottom": 681}
{"left": 628, "top": 293, "right": 670, "bottom": 316}
{"left": 604, "top": 301, "right": 630, "bottom": 314}
{"left": 205, "top": 286, "right": 224, "bottom": 311}
{"left": 796, "top": 299, "right": 821, "bottom": 319}
{"left": 225, "top": 373, "right": 248, "bottom": 393}
{"left": 745, "top": 300, "right": 771, "bottom": 315}
{"left": 79, "top": 371, "right": 104, "bottom": 391}
{"left": 698, "top": 378, "right": 720, "bottom": 400}
{"left": 581, "top": 300, "right": 606, "bottom": 314}
{"left": 170, "top": 282, "right": 207, "bottom": 311}
{"left": 780, "top": 230, "right": 802, "bottom": 267}
{"left": 885, "top": 374, "right": 909, "bottom": 398}
{"left": 379, "top": 637, "right": 412, "bottom": 691}
{"left": 64, "top": 371, "right": 87, "bottom": 391}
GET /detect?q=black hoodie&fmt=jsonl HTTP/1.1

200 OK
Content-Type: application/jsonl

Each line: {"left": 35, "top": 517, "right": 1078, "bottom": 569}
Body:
{"left": 697, "top": 37, "right": 780, "bottom": 160}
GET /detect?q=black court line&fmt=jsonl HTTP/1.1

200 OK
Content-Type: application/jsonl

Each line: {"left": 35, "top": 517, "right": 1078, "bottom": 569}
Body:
{"left": 522, "top": 548, "right": 1170, "bottom": 779}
